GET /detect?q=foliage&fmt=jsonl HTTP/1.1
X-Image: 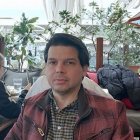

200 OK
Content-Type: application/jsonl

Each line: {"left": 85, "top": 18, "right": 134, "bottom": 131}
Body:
{"left": 44, "top": 1, "right": 140, "bottom": 66}
{"left": 105, "top": 2, "right": 140, "bottom": 65}
{"left": 4, "top": 13, "right": 39, "bottom": 71}
{"left": 44, "top": 2, "right": 105, "bottom": 49}
{"left": 110, "top": 45, "right": 140, "bottom": 65}
{"left": 2, "top": 1, "right": 140, "bottom": 70}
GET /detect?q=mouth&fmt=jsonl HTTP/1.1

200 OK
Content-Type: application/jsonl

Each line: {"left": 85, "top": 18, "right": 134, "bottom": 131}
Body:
{"left": 54, "top": 78, "right": 67, "bottom": 84}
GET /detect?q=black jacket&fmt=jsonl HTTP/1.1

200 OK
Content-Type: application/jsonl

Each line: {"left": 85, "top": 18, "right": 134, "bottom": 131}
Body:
{"left": 0, "top": 81, "right": 28, "bottom": 118}
{"left": 97, "top": 65, "right": 140, "bottom": 109}
{"left": 97, "top": 65, "right": 126, "bottom": 100}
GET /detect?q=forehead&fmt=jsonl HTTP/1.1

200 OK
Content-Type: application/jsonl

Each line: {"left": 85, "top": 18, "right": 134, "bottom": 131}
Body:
{"left": 48, "top": 46, "right": 79, "bottom": 58}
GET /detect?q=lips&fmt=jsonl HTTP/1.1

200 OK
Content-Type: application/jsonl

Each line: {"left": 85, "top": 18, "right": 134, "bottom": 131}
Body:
{"left": 54, "top": 78, "right": 67, "bottom": 84}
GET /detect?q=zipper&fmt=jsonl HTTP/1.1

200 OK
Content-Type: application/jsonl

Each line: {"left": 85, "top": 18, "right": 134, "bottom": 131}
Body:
{"left": 24, "top": 116, "right": 45, "bottom": 137}
{"left": 87, "top": 128, "right": 112, "bottom": 140}
{"left": 37, "top": 127, "right": 45, "bottom": 136}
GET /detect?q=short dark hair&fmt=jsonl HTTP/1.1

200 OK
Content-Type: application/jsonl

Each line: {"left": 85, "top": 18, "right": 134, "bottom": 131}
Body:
{"left": 44, "top": 33, "right": 89, "bottom": 67}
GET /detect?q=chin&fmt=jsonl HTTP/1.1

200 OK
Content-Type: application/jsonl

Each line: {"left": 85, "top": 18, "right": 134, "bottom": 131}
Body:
{"left": 53, "top": 87, "right": 69, "bottom": 94}
{"left": 54, "top": 88, "right": 66, "bottom": 93}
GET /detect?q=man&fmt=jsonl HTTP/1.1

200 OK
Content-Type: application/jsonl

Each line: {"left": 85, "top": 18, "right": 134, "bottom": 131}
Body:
{"left": 0, "top": 53, "right": 31, "bottom": 118}
{"left": 5, "top": 33, "right": 133, "bottom": 140}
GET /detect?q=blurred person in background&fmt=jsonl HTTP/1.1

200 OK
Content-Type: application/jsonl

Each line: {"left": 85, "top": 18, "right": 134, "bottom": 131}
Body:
{"left": 0, "top": 53, "right": 31, "bottom": 119}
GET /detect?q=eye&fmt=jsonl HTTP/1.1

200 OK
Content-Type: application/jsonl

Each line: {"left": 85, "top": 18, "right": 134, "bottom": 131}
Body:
{"left": 65, "top": 60, "right": 76, "bottom": 65}
{"left": 47, "top": 60, "right": 57, "bottom": 65}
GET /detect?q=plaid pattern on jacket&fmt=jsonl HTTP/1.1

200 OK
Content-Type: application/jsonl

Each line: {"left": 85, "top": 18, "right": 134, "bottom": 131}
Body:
{"left": 5, "top": 86, "right": 133, "bottom": 140}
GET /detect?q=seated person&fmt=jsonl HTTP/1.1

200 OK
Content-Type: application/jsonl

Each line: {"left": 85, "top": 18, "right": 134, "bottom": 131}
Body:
{"left": 6, "top": 33, "right": 133, "bottom": 139}
{"left": 0, "top": 53, "right": 31, "bottom": 119}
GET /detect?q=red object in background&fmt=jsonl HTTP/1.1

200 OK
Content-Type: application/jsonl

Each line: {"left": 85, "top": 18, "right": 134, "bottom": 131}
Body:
{"left": 86, "top": 71, "right": 140, "bottom": 109}
{"left": 128, "top": 65, "right": 140, "bottom": 73}
{"left": 87, "top": 71, "right": 98, "bottom": 84}
{"left": 121, "top": 98, "right": 134, "bottom": 109}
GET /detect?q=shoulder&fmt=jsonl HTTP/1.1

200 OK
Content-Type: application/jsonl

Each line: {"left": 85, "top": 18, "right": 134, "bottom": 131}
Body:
{"left": 22, "top": 90, "right": 50, "bottom": 113}
{"left": 86, "top": 89, "right": 125, "bottom": 113}
{"left": 24, "top": 90, "right": 49, "bottom": 104}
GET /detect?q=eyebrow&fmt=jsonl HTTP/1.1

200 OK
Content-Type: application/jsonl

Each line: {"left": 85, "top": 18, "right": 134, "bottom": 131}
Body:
{"left": 47, "top": 58, "right": 77, "bottom": 61}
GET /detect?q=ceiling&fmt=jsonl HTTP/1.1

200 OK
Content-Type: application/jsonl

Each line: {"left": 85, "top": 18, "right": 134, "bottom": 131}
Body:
{"left": 0, "top": 0, "right": 47, "bottom": 25}
{"left": 0, "top": 0, "right": 139, "bottom": 26}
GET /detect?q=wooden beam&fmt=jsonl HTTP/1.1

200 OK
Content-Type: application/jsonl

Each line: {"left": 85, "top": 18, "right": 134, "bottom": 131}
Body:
{"left": 96, "top": 37, "right": 103, "bottom": 71}
{"left": 127, "top": 12, "right": 140, "bottom": 28}
{"left": 0, "top": 37, "right": 5, "bottom": 55}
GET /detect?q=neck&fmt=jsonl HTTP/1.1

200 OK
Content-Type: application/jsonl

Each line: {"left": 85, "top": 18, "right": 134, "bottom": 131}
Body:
{"left": 52, "top": 86, "right": 80, "bottom": 109}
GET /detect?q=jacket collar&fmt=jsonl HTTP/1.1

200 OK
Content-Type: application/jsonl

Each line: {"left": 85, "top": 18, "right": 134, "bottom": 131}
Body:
{"left": 77, "top": 85, "right": 92, "bottom": 119}
{"left": 36, "top": 89, "right": 52, "bottom": 111}
{"left": 36, "top": 85, "right": 92, "bottom": 118}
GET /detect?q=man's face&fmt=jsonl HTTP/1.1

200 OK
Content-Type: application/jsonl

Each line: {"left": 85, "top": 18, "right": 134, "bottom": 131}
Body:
{"left": 45, "top": 46, "right": 88, "bottom": 95}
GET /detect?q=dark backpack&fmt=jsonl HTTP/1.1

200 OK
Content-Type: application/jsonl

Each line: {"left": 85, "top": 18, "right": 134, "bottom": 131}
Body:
{"left": 97, "top": 64, "right": 140, "bottom": 109}
{"left": 97, "top": 65, "right": 127, "bottom": 100}
{"left": 118, "top": 65, "right": 140, "bottom": 109}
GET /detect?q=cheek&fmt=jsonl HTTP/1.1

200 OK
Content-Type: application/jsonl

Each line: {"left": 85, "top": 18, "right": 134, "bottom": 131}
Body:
{"left": 46, "top": 68, "right": 54, "bottom": 77}
{"left": 70, "top": 69, "right": 85, "bottom": 79}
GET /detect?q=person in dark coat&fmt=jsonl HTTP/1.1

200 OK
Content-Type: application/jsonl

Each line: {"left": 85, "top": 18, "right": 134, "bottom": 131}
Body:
{"left": 0, "top": 53, "right": 31, "bottom": 118}
{"left": 97, "top": 64, "right": 140, "bottom": 110}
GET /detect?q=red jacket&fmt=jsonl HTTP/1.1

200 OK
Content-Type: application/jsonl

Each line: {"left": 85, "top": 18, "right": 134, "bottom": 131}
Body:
{"left": 5, "top": 87, "right": 133, "bottom": 140}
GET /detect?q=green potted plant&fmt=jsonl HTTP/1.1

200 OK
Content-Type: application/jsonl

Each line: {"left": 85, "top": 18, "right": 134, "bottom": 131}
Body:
{"left": 44, "top": 1, "right": 140, "bottom": 68}
{"left": 4, "top": 13, "right": 40, "bottom": 71}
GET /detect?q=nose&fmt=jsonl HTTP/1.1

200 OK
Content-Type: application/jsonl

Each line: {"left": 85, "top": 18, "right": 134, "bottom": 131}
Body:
{"left": 55, "top": 63, "right": 65, "bottom": 73}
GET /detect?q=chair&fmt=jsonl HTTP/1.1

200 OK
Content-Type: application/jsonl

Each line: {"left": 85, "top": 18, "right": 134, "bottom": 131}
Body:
{"left": 126, "top": 109, "right": 140, "bottom": 138}
{"left": 1, "top": 68, "right": 42, "bottom": 86}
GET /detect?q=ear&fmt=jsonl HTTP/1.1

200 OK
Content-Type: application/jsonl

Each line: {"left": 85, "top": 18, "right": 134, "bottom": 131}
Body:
{"left": 82, "top": 65, "right": 88, "bottom": 77}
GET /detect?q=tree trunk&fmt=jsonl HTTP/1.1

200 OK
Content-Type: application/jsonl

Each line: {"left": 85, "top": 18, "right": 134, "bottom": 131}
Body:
{"left": 96, "top": 37, "right": 103, "bottom": 71}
